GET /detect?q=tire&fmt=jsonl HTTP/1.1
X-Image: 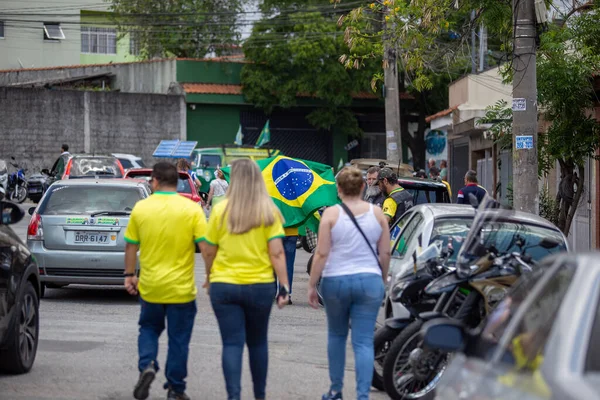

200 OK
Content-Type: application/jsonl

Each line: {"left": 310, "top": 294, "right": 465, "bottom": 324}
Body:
{"left": 372, "top": 325, "right": 401, "bottom": 391}
{"left": 10, "top": 186, "right": 27, "bottom": 204}
{"left": 0, "top": 282, "right": 39, "bottom": 374}
{"left": 382, "top": 320, "right": 439, "bottom": 400}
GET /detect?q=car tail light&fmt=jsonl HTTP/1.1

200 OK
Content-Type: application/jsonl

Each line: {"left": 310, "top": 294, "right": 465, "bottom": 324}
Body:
{"left": 27, "top": 213, "right": 43, "bottom": 240}
{"left": 64, "top": 159, "right": 72, "bottom": 178}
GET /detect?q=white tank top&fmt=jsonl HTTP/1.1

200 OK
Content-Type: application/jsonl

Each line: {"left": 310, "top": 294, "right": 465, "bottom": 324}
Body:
{"left": 322, "top": 204, "right": 383, "bottom": 277}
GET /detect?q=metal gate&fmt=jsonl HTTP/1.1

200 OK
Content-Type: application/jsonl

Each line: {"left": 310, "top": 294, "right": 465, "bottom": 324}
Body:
{"left": 239, "top": 109, "right": 331, "bottom": 164}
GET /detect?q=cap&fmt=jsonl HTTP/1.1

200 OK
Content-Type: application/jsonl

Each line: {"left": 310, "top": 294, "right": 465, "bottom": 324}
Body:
{"left": 377, "top": 167, "right": 397, "bottom": 181}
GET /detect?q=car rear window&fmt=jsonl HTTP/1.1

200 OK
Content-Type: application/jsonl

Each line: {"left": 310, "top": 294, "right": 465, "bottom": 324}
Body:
{"left": 177, "top": 176, "right": 192, "bottom": 194}
{"left": 405, "top": 188, "right": 450, "bottom": 204}
{"left": 119, "top": 158, "right": 134, "bottom": 169}
{"left": 70, "top": 158, "right": 123, "bottom": 178}
{"left": 39, "top": 185, "right": 144, "bottom": 215}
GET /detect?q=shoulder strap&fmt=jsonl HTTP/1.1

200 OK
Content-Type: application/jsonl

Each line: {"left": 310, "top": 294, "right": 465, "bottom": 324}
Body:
{"left": 339, "top": 202, "right": 382, "bottom": 271}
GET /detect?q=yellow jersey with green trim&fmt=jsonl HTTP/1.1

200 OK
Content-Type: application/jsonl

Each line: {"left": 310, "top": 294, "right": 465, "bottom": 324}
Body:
{"left": 202, "top": 199, "right": 285, "bottom": 285}
{"left": 124, "top": 192, "right": 207, "bottom": 304}
{"left": 382, "top": 187, "right": 414, "bottom": 225}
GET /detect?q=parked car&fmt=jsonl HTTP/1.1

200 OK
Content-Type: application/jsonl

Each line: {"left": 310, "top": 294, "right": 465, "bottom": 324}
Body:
{"left": 124, "top": 168, "right": 203, "bottom": 204}
{"left": 0, "top": 201, "right": 41, "bottom": 374}
{"left": 27, "top": 179, "right": 151, "bottom": 294}
{"left": 27, "top": 173, "right": 50, "bottom": 203}
{"left": 112, "top": 153, "right": 145, "bottom": 170}
{"left": 421, "top": 252, "right": 600, "bottom": 400}
{"left": 43, "top": 154, "right": 125, "bottom": 186}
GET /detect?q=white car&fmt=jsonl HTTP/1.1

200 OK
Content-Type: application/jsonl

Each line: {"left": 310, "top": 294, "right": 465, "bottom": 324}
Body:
{"left": 111, "top": 153, "right": 145, "bottom": 170}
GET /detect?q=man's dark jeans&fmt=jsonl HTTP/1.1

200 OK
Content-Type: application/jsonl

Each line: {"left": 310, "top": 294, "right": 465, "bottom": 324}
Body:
{"left": 138, "top": 298, "right": 197, "bottom": 394}
{"left": 282, "top": 235, "right": 298, "bottom": 294}
{"left": 210, "top": 282, "right": 276, "bottom": 400}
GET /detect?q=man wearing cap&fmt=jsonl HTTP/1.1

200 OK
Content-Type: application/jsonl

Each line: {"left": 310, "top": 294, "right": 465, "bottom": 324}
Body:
{"left": 378, "top": 167, "right": 414, "bottom": 226}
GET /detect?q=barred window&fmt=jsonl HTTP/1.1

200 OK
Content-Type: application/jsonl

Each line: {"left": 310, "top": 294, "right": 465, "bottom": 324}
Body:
{"left": 81, "top": 27, "right": 117, "bottom": 54}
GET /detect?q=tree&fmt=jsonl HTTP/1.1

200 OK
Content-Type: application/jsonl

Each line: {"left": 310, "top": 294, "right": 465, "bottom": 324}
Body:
{"left": 240, "top": 0, "right": 381, "bottom": 137}
{"left": 110, "top": 0, "right": 243, "bottom": 58}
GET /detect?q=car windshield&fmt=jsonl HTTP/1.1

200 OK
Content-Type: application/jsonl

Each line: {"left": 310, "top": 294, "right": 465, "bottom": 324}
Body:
{"left": 404, "top": 187, "right": 449, "bottom": 204}
{"left": 39, "top": 185, "right": 144, "bottom": 215}
{"left": 429, "top": 218, "right": 472, "bottom": 262}
{"left": 70, "top": 158, "right": 123, "bottom": 178}
{"left": 480, "top": 222, "right": 566, "bottom": 260}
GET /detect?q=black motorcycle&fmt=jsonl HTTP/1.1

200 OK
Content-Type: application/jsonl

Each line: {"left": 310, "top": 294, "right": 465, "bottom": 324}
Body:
{"left": 380, "top": 196, "right": 561, "bottom": 400}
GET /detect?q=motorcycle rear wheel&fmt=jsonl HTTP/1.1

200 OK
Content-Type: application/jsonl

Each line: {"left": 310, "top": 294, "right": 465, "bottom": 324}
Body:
{"left": 372, "top": 325, "right": 400, "bottom": 391}
{"left": 10, "top": 187, "right": 27, "bottom": 203}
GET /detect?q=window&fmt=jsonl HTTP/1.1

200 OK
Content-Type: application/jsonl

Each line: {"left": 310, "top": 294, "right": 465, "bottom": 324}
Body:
{"left": 70, "top": 158, "right": 123, "bottom": 178}
{"left": 429, "top": 218, "right": 472, "bottom": 262}
{"left": 43, "top": 23, "right": 65, "bottom": 40}
{"left": 40, "top": 186, "right": 143, "bottom": 215}
{"left": 118, "top": 159, "right": 134, "bottom": 170}
{"left": 0, "top": 21, "right": 4, "bottom": 39}
{"left": 200, "top": 155, "right": 222, "bottom": 168}
{"left": 177, "top": 177, "right": 193, "bottom": 194}
{"left": 129, "top": 33, "right": 141, "bottom": 56}
{"left": 393, "top": 213, "right": 424, "bottom": 257}
{"left": 81, "top": 27, "right": 117, "bottom": 54}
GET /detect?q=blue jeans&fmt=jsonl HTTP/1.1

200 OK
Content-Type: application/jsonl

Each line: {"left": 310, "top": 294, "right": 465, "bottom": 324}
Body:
{"left": 210, "top": 282, "right": 276, "bottom": 400}
{"left": 282, "top": 236, "right": 297, "bottom": 294}
{"left": 321, "top": 273, "right": 385, "bottom": 400}
{"left": 138, "top": 298, "right": 197, "bottom": 393}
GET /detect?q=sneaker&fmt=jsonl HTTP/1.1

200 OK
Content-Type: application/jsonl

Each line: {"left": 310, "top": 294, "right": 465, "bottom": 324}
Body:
{"left": 167, "top": 388, "right": 191, "bottom": 400}
{"left": 322, "top": 390, "right": 342, "bottom": 400}
{"left": 133, "top": 363, "right": 156, "bottom": 400}
{"left": 288, "top": 296, "right": 293, "bottom": 305}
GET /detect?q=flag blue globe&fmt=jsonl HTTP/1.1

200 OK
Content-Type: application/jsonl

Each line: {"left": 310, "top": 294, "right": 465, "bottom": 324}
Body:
{"left": 426, "top": 130, "right": 447, "bottom": 156}
{"left": 272, "top": 159, "right": 314, "bottom": 201}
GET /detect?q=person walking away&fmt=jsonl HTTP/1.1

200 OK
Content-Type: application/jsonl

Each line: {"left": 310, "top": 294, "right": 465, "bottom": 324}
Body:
{"left": 206, "top": 169, "right": 229, "bottom": 208}
{"left": 281, "top": 226, "right": 298, "bottom": 304}
{"left": 363, "top": 166, "right": 385, "bottom": 208}
{"left": 429, "top": 166, "right": 452, "bottom": 198}
{"left": 439, "top": 160, "right": 448, "bottom": 182}
{"left": 200, "top": 159, "right": 289, "bottom": 400}
{"left": 308, "top": 167, "right": 390, "bottom": 400}
{"left": 377, "top": 168, "right": 414, "bottom": 226}
{"left": 176, "top": 159, "right": 202, "bottom": 191}
{"left": 61, "top": 144, "right": 70, "bottom": 156}
{"left": 456, "top": 170, "right": 488, "bottom": 205}
{"left": 123, "top": 162, "right": 207, "bottom": 400}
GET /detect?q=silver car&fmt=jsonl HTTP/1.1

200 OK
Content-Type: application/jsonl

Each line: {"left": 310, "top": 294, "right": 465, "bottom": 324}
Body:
{"left": 422, "top": 252, "right": 600, "bottom": 400}
{"left": 26, "top": 179, "right": 151, "bottom": 295}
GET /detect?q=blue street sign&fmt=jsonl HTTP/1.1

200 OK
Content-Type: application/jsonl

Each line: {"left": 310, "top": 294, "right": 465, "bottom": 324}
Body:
{"left": 515, "top": 135, "right": 533, "bottom": 150}
{"left": 153, "top": 140, "right": 198, "bottom": 158}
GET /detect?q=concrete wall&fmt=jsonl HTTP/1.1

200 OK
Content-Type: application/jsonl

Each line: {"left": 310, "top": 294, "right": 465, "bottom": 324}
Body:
{"left": 0, "top": 1, "right": 110, "bottom": 70}
{"left": 449, "top": 66, "right": 512, "bottom": 110}
{"left": 0, "top": 59, "right": 177, "bottom": 94}
{"left": 0, "top": 87, "right": 185, "bottom": 173}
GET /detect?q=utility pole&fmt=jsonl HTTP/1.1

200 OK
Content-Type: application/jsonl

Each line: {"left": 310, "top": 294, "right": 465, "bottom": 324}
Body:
{"left": 470, "top": 10, "right": 477, "bottom": 74}
{"left": 512, "top": 0, "right": 538, "bottom": 213}
{"left": 383, "top": 7, "right": 402, "bottom": 164}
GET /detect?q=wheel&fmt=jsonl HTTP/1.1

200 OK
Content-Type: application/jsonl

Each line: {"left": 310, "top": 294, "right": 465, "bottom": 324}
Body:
{"left": 10, "top": 186, "right": 27, "bottom": 203}
{"left": 0, "top": 282, "right": 39, "bottom": 374}
{"left": 382, "top": 320, "right": 444, "bottom": 400}
{"left": 372, "top": 325, "right": 401, "bottom": 391}
{"left": 40, "top": 283, "right": 45, "bottom": 299}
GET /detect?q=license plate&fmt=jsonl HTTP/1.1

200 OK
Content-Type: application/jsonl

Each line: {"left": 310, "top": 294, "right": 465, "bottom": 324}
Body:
{"left": 74, "top": 232, "right": 114, "bottom": 244}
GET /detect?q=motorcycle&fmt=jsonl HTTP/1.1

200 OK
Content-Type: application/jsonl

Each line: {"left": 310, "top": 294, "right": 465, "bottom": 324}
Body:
{"left": 372, "top": 241, "right": 456, "bottom": 390}
{"left": 380, "top": 195, "right": 561, "bottom": 400}
{"left": 7, "top": 157, "right": 28, "bottom": 204}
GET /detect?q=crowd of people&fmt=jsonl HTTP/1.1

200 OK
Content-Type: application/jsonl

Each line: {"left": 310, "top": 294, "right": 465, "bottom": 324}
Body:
{"left": 122, "top": 157, "right": 488, "bottom": 400}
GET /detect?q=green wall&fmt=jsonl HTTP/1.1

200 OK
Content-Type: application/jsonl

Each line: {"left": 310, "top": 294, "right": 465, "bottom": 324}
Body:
{"left": 80, "top": 11, "right": 139, "bottom": 65}
{"left": 177, "top": 60, "right": 244, "bottom": 84}
{"left": 187, "top": 104, "right": 240, "bottom": 147}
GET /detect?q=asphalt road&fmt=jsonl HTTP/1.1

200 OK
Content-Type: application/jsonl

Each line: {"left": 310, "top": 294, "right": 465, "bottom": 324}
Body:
{"left": 0, "top": 203, "right": 389, "bottom": 400}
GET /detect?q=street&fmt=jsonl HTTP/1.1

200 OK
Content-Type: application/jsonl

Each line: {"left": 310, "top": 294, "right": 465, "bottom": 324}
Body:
{"left": 0, "top": 204, "right": 388, "bottom": 400}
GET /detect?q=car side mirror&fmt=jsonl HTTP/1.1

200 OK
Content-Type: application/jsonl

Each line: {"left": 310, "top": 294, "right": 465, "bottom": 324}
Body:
{"left": 421, "top": 319, "right": 467, "bottom": 352}
{"left": 1, "top": 201, "right": 24, "bottom": 225}
{"left": 28, "top": 207, "right": 36, "bottom": 216}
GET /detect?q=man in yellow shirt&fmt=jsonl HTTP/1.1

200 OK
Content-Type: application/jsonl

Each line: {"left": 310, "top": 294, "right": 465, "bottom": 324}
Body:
{"left": 378, "top": 168, "right": 414, "bottom": 226}
{"left": 123, "top": 162, "right": 207, "bottom": 400}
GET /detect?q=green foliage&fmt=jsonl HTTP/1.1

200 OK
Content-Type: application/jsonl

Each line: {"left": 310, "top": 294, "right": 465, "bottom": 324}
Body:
{"left": 241, "top": 1, "right": 380, "bottom": 136}
{"left": 477, "top": 100, "right": 512, "bottom": 150}
{"left": 110, "top": 0, "right": 243, "bottom": 58}
{"left": 539, "top": 185, "right": 558, "bottom": 225}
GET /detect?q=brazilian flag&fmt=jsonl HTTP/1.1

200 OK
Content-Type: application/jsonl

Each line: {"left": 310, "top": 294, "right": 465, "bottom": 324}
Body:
{"left": 223, "top": 156, "right": 339, "bottom": 229}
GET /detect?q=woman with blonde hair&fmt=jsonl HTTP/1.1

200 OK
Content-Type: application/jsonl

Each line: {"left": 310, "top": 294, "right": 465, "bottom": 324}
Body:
{"left": 200, "top": 158, "right": 289, "bottom": 400}
{"left": 308, "top": 167, "right": 390, "bottom": 400}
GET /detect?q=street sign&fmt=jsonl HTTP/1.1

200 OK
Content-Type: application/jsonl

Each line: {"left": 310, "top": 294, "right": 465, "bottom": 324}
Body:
{"left": 344, "top": 139, "right": 359, "bottom": 151}
{"left": 153, "top": 140, "right": 198, "bottom": 158}
{"left": 515, "top": 135, "right": 534, "bottom": 150}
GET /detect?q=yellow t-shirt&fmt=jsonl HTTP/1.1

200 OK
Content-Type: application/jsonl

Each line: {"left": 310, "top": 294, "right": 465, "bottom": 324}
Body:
{"left": 382, "top": 188, "right": 404, "bottom": 219}
{"left": 124, "top": 192, "right": 207, "bottom": 304}
{"left": 202, "top": 200, "right": 285, "bottom": 285}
